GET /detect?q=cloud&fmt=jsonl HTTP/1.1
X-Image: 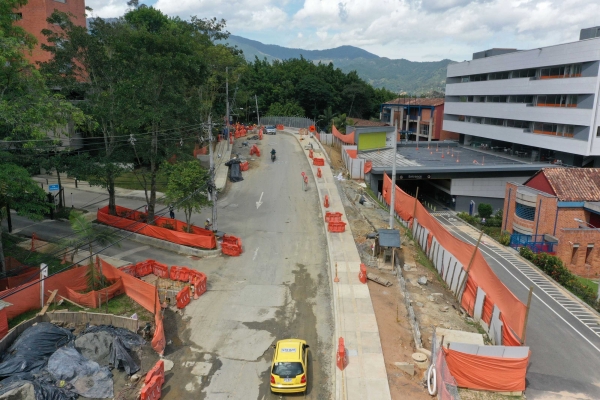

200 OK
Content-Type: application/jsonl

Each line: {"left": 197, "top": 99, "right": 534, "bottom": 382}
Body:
{"left": 87, "top": 0, "right": 600, "bottom": 62}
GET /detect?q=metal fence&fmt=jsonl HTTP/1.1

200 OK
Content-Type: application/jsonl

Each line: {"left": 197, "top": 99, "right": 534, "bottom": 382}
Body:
{"left": 510, "top": 233, "right": 557, "bottom": 254}
{"left": 260, "top": 116, "right": 315, "bottom": 129}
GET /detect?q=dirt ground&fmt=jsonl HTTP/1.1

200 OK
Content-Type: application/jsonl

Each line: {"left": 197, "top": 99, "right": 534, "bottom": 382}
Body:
{"left": 322, "top": 144, "right": 489, "bottom": 399}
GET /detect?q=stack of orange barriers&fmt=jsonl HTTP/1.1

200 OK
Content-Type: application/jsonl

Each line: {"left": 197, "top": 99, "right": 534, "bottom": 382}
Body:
{"left": 325, "top": 212, "right": 342, "bottom": 223}
{"left": 328, "top": 221, "right": 346, "bottom": 233}
{"left": 222, "top": 235, "right": 243, "bottom": 256}
{"left": 276, "top": 124, "right": 284, "bottom": 130}
{"left": 141, "top": 360, "right": 165, "bottom": 400}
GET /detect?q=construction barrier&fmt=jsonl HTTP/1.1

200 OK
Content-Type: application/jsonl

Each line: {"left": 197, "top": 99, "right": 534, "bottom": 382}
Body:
{"left": 240, "top": 161, "right": 249, "bottom": 171}
{"left": 170, "top": 266, "right": 190, "bottom": 282}
{"left": 135, "top": 260, "right": 154, "bottom": 277}
{"left": 317, "top": 167, "right": 322, "bottom": 178}
{"left": 176, "top": 286, "right": 191, "bottom": 309}
{"left": 332, "top": 125, "right": 355, "bottom": 145}
{"left": 97, "top": 205, "right": 216, "bottom": 250}
{"left": 328, "top": 221, "right": 346, "bottom": 233}
{"left": 324, "top": 195, "right": 329, "bottom": 208}
{"left": 276, "top": 125, "right": 284, "bottom": 130}
{"left": 189, "top": 270, "right": 207, "bottom": 299}
{"left": 324, "top": 212, "right": 342, "bottom": 223}
{"left": 309, "top": 149, "right": 314, "bottom": 159}
{"left": 258, "top": 130, "right": 263, "bottom": 140}
{"left": 358, "top": 263, "right": 367, "bottom": 284}
{"left": 336, "top": 337, "right": 347, "bottom": 370}
{"left": 141, "top": 376, "right": 162, "bottom": 400}
{"left": 309, "top": 125, "right": 316, "bottom": 132}
{"left": 152, "top": 262, "right": 169, "bottom": 279}
{"left": 313, "top": 157, "right": 324, "bottom": 166}
{"left": 222, "top": 234, "right": 243, "bottom": 257}
{"left": 249, "top": 144, "right": 261, "bottom": 157}
{"left": 145, "top": 360, "right": 165, "bottom": 387}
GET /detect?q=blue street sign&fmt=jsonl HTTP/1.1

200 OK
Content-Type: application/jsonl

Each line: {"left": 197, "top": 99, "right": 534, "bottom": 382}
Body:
{"left": 49, "top": 184, "right": 60, "bottom": 191}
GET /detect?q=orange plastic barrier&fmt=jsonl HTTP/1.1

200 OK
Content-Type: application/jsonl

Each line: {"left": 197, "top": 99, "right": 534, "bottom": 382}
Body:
{"left": 332, "top": 125, "right": 355, "bottom": 145}
{"left": 313, "top": 157, "right": 324, "bottom": 166}
{"left": 249, "top": 144, "right": 261, "bottom": 157}
{"left": 135, "top": 260, "right": 154, "bottom": 277}
{"left": 381, "top": 174, "right": 527, "bottom": 341}
{"left": 152, "top": 262, "right": 169, "bottom": 279}
{"left": 309, "top": 125, "right": 315, "bottom": 132}
{"left": 222, "top": 234, "right": 243, "bottom": 257}
{"left": 324, "top": 212, "right": 342, "bottom": 222}
{"left": 443, "top": 347, "right": 529, "bottom": 392}
{"left": 317, "top": 167, "right": 322, "bottom": 178}
{"left": 336, "top": 337, "right": 347, "bottom": 370}
{"left": 324, "top": 195, "right": 329, "bottom": 208}
{"left": 141, "top": 376, "right": 162, "bottom": 400}
{"left": 170, "top": 266, "right": 190, "bottom": 282}
{"left": 240, "top": 161, "right": 249, "bottom": 171}
{"left": 259, "top": 130, "right": 263, "bottom": 140}
{"left": 328, "top": 221, "right": 346, "bottom": 233}
{"left": 176, "top": 286, "right": 191, "bottom": 309}
{"left": 309, "top": 149, "right": 314, "bottom": 159}
{"left": 189, "top": 270, "right": 207, "bottom": 299}
{"left": 97, "top": 206, "right": 216, "bottom": 250}
{"left": 276, "top": 125, "right": 284, "bottom": 130}
{"left": 145, "top": 360, "right": 165, "bottom": 387}
{"left": 358, "top": 263, "right": 367, "bottom": 284}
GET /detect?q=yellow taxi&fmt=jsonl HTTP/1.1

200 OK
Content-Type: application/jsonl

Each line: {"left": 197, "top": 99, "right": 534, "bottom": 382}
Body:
{"left": 270, "top": 339, "right": 309, "bottom": 393}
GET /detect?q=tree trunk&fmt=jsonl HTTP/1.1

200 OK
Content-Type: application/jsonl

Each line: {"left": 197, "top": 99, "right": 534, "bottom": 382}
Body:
{"left": 0, "top": 228, "right": 5, "bottom": 274}
{"left": 57, "top": 171, "right": 63, "bottom": 209}
{"left": 108, "top": 178, "right": 117, "bottom": 216}
{"left": 147, "top": 129, "right": 158, "bottom": 225}
{"left": 185, "top": 207, "right": 192, "bottom": 231}
{"left": 89, "top": 243, "right": 96, "bottom": 291}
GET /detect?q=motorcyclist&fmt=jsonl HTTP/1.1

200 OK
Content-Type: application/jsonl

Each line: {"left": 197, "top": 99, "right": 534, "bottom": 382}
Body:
{"left": 270, "top": 149, "right": 276, "bottom": 156}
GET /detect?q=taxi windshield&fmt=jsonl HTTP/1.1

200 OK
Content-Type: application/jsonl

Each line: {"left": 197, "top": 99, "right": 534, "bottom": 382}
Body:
{"left": 272, "top": 362, "right": 303, "bottom": 377}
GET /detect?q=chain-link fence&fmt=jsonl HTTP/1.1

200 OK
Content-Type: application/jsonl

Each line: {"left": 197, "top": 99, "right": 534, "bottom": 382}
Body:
{"left": 431, "top": 330, "right": 461, "bottom": 400}
{"left": 260, "top": 116, "right": 315, "bottom": 129}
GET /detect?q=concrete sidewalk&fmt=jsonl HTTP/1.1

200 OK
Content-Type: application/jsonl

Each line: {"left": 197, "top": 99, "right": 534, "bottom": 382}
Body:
{"left": 284, "top": 128, "right": 391, "bottom": 400}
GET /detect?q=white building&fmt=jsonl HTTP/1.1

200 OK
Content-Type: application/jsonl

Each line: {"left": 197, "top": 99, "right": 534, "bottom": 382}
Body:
{"left": 443, "top": 27, "right": 600, "bottom": 167}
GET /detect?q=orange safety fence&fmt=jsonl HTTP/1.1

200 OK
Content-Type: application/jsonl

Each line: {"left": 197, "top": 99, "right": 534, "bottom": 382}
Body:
{"left": 364, "top": 161, "right": 372, "bottom": 174}
{"left": 97, "top": 205, "right": 216, "bottom": 250}
{"left": 345, "top": 149, "right": 357, "bottom": 159}
{"left": 332, "top": 125, "right": 355, "bottom": 145}
{"left": 66, "top": 277, "right": 124, "bottom": 308}
{"left": 382, "top": 173, "right": 526, "bottom": 340}
{"left": 443, "top": 347, "right": 530, "bottom": 392}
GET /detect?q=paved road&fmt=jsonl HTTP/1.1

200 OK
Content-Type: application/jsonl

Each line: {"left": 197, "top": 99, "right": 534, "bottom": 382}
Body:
{"left": 3, "top": 132, "right": 333, "bottom": 399}
{"left": 433, "top": 213, "right": 600, "bottom": 400}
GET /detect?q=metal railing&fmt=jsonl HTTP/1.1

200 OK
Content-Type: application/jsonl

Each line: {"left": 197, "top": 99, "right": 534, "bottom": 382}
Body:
{"left": 260, "top": 116, "right": 315, "bottom": 129}
{"left": 509, "top": 233, "right": 557, "bottom": 254}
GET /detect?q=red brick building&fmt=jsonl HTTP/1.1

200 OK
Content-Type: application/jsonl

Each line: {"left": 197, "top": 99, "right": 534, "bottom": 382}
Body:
{"left": 381, "top": 98, "right": 459, "bottom": 142}
{"left": 13, "top": 0, "right": 86, "bottom": 64}
{"left": 503, "top": 168, "right": 600, "bottom": 276}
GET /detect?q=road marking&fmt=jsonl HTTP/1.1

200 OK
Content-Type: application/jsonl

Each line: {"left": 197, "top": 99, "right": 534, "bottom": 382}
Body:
{"left": 253, "top": 247, "right": 259, "bottom": 261}
{"left": 435, "top": 214, "right": 600, "bottom": 351}
{"left": 256, "top": 192, "right": 264, "bottom": 209}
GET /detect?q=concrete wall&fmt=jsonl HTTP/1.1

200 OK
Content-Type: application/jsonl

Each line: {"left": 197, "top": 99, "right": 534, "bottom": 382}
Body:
{"left": 451, "top": 176, "right": 529, "bottom": 199}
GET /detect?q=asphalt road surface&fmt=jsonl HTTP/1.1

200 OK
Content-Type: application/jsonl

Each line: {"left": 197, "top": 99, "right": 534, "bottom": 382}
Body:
{"left": 3, "top": 132, "right": 334, "bottom": 399}
{"left": 434, "top": 213, "right": 600, "bottom": 400}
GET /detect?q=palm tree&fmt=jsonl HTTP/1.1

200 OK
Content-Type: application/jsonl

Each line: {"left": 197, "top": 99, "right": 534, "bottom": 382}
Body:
{"left": 319, "top": 107, "right": 337, "bottom": 133}
{"left": 60, "top": 211, "right": 120, "bottom": 291}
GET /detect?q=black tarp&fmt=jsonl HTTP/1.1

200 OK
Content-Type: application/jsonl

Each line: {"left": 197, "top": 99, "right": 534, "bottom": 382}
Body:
{"left": 80, "top": 325, "right": 144, "bottom": 375}
{"left": 225, "top": 159, "right": 243, "bottom": 182}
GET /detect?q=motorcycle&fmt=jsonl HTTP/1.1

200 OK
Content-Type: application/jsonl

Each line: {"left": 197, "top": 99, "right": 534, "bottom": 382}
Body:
{"left": 271, "top": 153, "right": 276, "bottom": 162}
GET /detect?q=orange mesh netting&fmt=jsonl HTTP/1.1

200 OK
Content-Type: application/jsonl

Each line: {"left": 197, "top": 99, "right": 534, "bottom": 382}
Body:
{"left": 443, "top": 347, "right": 529, "bottom": 392}
{"left": 364, "top": 161, "right": 372, "bottom": 174}
{"left": 66, "top": 278, "right": 124, "bottom": 308}
{"left": 332, "top": 125, "right": 355, "bottom": 144}
{"left": 97, "top": 205, "right": 216, "bottom": 249}
{"left": 382, "top": 173, "right": 526, "bottom": 338}
{"left": 345, "top": 149, "right": 357, "bottom": 159}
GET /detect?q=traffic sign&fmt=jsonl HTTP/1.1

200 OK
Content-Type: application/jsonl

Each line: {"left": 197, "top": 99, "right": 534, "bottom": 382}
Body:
{"left": 49, "top": 184, "right": 60, "bottom": 191}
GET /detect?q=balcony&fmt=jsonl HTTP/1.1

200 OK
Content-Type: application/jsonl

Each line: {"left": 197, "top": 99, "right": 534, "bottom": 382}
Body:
{"left": 446, "top": 76, "right": 598, "bottom": 97}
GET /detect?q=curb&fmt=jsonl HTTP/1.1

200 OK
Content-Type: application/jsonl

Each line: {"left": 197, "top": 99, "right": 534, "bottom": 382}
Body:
{"left": 97, "top": 224, "right": 222, "bottom": 258}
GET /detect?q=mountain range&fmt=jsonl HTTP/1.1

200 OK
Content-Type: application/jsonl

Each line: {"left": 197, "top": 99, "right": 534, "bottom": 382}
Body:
{"left": 220, "top": 35, "right": 454, "bottom": 94}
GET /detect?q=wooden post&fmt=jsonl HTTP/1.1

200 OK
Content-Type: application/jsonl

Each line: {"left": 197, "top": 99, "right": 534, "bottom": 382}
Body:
{"left": 411, "top": 187, "right": 419, "bottom": 227}
{"left": 456, "top": 231, "right": 484, "bottom": 300}
{"left": 521, "top": 286, "right": 534, "bottom": 345}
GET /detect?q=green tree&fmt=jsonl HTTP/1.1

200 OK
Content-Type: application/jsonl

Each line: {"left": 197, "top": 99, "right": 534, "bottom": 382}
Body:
{"left": 59, "top": 211, "right": 120, "bottom": 290}
{"left": 0, "top": 164, "right": 49, "bottom": 272}
{"left": 266, "top": 101, "right": 304, "bottom": 117}
{"left": 478, "top": 203, "right": 493, "bottom": 219}
{"left": 162, "top": 161, "right": 211, "bottom": 231}
{"left": 318, "top": 106, "right": 337, "bottom": 132}
{"left": 332, "top": 113, "right": 350, "bottom": 134}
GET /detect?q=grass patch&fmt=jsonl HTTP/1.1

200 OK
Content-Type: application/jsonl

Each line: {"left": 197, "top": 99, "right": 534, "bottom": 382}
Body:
{"left": 576, "top": 276, "right": 598, "bottom": 294}
{"left": 113, "top": 170, "right": 168, "bottom": 192}
{"left": 8, "top": 293, "right": 154, "bottom": 329}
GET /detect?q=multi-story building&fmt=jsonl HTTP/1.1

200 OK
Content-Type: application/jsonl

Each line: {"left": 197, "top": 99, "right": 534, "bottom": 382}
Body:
{"left": 443, "top": 27, "right": 600, "bottom": 168}
{"left": 381, "top": 98, "right": 459, "bottom": 142}
{"left": 504, "top": 168, "right": 600, "bottom": 276}
{"left": 13, "top": 0, "right": 86, "bottom": 64}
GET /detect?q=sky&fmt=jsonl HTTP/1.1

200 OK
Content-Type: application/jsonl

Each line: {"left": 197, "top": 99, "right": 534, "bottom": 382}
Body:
{"left": 86, "top": 0, "right": 600, "bottom": 62}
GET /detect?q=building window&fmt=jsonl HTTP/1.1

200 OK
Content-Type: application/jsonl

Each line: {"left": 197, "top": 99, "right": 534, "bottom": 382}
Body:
{"left": 54, "top": 0, "right": 66, "bottom": 3}
{"left": 508, "top": 95, "right": 534, "bottom": 104}
{"left": 515, "top": 203, "right": 536, "bottom": 221}
{"left": 597, "top": 127, "right": 600, "bottom": 137}
{"left": 421, "top": 125, "right": 430, "bottom": 136}
{"left": 537, "top": 95, "right": 578, "bottom": 108}
{"left": 533, "top": 122, "right": 575, "bottom": 138}
{"left": 512, "top": 68, "right": 537, "bottom": 78}
{"left": 586, "top": 244, "right": 594, "bottom": 265}
{"left": 540, "top": 64, "right": 582, "bottom": 79}
{"left": 571, "top": 244, "right": 580, "bottom": 264}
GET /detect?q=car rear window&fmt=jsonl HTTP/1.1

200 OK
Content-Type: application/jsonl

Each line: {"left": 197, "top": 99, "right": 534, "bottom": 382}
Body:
{"left": 272, "top": 362, "right": 303, "bottom": 377}
{"left": 267, "top": 126, "right": 275, "bottom": 129}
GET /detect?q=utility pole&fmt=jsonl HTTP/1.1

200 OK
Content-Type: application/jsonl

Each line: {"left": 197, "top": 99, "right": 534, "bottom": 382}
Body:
{"left": 226, "top": 67, "right": 230, "bottom": 150}
{"left": 389, "top": 120, "right": 398, "bottom": 229}
{"left": 208, "top": 115, "right": 217, "bottom": 232}
{"left": 255, "top": 95, "right": 260, "bottom": 125}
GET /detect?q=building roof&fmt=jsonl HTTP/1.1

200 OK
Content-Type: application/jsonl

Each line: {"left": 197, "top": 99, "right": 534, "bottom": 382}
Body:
{"left": 377, "top": 229, "right": 401, "bottom": 248}
{"left": 348, "top": 118, "right": 389, "bottom": 127}
{"left": 384, "top": 98, "right": 445, "bottom": 107}
{"left": 526, "top": 168, "right": 600, "bottom": 202}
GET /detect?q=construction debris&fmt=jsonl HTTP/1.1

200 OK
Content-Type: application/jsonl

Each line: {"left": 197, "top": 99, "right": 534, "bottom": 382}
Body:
{"left": 367, "top": 273, "right": 392, "bottom": 287}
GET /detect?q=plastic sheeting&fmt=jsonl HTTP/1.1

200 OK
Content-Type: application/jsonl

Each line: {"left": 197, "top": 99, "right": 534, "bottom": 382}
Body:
{"left": 66, "top": 278, "right": 123, "bottom": 308}
{"left": 97, "top": 205, "right": 216, "bottom": 249}
{"left": 0, "top": 373, "right": 77, "bottom": 400}
{"left": 80, "top": 325, "right": 144, "bottom": 375}
{"left": 0, "top": 323, "right": 75, "bottom": 378}
{"left": 443, "top": 347, "right": 529, "bottom": 392}
{"left": 47, "top": 347, "right": 113, "bottom": 398}
{"left": 225, "top": 158, "right": 244, "bottom": 182}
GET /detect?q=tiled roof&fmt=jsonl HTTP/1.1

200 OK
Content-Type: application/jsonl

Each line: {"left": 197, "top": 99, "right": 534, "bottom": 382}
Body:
{"left": 384, "top": 98, "right": 445, "bottom": 107}
{"left": 348, "top": 118, "right": 389, "bottom": 127}
{"left": 535, "top": 168, "right": 600, "bottom": 201}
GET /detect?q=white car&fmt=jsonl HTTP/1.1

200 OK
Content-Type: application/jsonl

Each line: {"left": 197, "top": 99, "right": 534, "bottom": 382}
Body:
{"left": 266, "top": 126, "right": 277, "bottom": 135}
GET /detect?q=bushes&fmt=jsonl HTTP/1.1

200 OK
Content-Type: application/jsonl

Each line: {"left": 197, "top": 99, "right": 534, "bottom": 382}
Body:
{"left": 520, "top": 247, "right": 599, "bottom": 310}
{"left": 498, "top": 232, "right": 511, "bottom": 246}
{"left": 478, "top": 203, "right": 493, "bottom": 219}
{"left": 457, "top": 212, "right": 478, "bottom": 226}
